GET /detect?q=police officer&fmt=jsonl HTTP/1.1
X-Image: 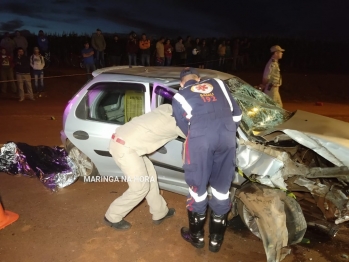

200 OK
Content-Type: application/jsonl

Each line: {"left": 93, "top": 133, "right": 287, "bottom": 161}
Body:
{"left": 262, "top": 45, "right": 285, "bottom": 107}
{"left": 172, "top": 68, "right": 242, "bottom": 252}
{"left": 105, "top": 104, "right": 185, "bottom": 230}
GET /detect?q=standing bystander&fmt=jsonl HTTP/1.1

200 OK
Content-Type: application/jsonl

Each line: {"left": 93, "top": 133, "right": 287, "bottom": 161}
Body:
{"left": 127, "top": 33, "right": 138, "bottom": 68}
{"left": 81, "top": 42, "right": 96, "bottom": 82}
{"left": 262, "top": 45, "right": 285, "bottom": 107}
{"left": 192, "top": 38, "right": 201, "bottom": 67}
{"left": 14, "top": 31, "right": 28, "bottom": 55}
{"left": 184, "top": 36, "right": 192, "bottom": 65}
{"left": 37, "top": 30, "right": 49, "bottom": 54}
{"left": 139, "top": 34, "right": 151, "bottom": 66}
{"left": 175, "top": 37, "right": 185, "bottom": 65}
{"left": 109, "top": 35, "right": 123, "bottom": 66}
{"left": 30, "top": 47, "right": 45, "bottom": 97}
{"left": 217, "top": 40, "right": 226, "bottom": 68}
{"left": 155, "top": 37, "right": 165, "bottom": 66}
{"left": 0, "top": 32, "right": 16, "bottom": 57}
{"left": 14, "top": 48, "right": 34, "bottom": 102}
{"left": 164, "top": 39, "right": 173, "bottom": 66}
{"left": 208, "top": 38, "right": 218, "bottom": 69}
{"left": 0, "top": 47, "right": 17, "bottom": 95}
{"left": 91, "top": 29, "right": 106, "bottom": 68}
{"left": 198, "top": 39, "right": 209, "bottom": 69}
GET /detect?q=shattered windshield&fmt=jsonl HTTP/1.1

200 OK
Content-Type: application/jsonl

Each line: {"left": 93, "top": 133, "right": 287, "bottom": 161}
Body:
{"left": 224, "top": 77, "right": 292, "bottom": 136}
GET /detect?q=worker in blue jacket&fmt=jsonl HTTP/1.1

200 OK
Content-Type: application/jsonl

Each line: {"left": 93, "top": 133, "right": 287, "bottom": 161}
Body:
{"left": 172, "top": 67, "right": 242, "bottom": 252}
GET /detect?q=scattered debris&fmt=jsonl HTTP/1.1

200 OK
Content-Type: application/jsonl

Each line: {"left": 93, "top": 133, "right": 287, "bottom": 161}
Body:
{"left": 301, "top": 238, "right": 310, "bottom": 244}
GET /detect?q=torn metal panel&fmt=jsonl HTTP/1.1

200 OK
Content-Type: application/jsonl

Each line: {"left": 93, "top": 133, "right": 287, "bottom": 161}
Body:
{"left": 237, "top": 140, "right": 349, "bottom": 188}
{"left": 282, "top": 129, "right": 347, "bottom": 167}
{"left": 236, "top": 140, "right": 309, "bottom": 189}
{"left": 236, "top": 141, "right": 285, "bottom": 177}
{"left": 293, "top": 177, "right": 330, "bottom": 197}
{"left": 305, "top": 166, "right": 349, "bottom": 179}
{"left": 294, "top": 177, "right": 349, "bottom": 225}
{"left": 253, "top": 110, "right": 349, "bottom": 167}
{"left": 236, "top": 183, "right": 297, "bottom": 262}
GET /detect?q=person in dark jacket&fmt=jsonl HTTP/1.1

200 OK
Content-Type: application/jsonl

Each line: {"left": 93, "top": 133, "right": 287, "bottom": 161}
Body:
{"left": 14, "top": 48, "right": 34, "bottom": 101}
{"left": 81, "top": 42, "right": 96, "bottom": 82}
{"left": 198, "top": 39, "right": 209, "bottom": 68}
{"left": 91, "top": 28, "right": 106, "bottom": 68}
{"left": 172, "top": 67, "right": 242, "bottom": 253}
{"left": 127, "top": 33, "right": 138, "bottom": 68}
{"left": 37, "top": 30, "right": 49, "bottom": 53}
{"left": 109, "top": 35, "right": 123, "bottom": 66}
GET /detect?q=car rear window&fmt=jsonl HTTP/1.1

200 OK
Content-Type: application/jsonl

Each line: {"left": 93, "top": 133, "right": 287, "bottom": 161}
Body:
{"left": 76, "top": 82, "right": 145, "bottom": 124}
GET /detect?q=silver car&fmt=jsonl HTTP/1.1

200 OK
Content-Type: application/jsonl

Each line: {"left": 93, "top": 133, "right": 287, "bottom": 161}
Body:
{"left": 61, "top": 66, "right": 349, "bottom": 261}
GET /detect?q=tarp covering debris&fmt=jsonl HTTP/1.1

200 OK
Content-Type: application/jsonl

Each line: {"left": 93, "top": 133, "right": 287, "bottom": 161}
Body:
{"left": 0, "top": 142, "right": 79, "bottom": 191}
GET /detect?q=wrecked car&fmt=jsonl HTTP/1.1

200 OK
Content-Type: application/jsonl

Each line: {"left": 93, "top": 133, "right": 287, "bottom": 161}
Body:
{"left": 60, "top": 66, "right": 349, "bottom": 261}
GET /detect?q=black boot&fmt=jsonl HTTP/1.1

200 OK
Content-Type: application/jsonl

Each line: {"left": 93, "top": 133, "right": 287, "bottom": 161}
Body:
{"left": 181, "top": 210, "right": 206, "bottom": 248}
{"left": 209, "top": 211, "right": 228, "bottom": 252}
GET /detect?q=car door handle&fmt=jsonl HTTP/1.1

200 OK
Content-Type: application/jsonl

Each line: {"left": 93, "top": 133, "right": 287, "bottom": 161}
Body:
{"left": 156, "top": 146, "right": 167, "bottom": 154}
{"left": 73, "top": 130, "right": 89, "bottom": 140}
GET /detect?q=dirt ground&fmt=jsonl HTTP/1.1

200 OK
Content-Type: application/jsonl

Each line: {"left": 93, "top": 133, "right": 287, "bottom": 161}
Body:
{"left": 1, "top": 67, "right": 349, "bottom": 262}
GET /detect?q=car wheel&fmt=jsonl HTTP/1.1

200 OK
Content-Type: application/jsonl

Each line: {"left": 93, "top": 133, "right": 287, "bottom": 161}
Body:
{"left": 66, "top": 141, "right": 99, "bottom": 177}
{"left": 237, "top": 193, "right": 307, "bottom": 245}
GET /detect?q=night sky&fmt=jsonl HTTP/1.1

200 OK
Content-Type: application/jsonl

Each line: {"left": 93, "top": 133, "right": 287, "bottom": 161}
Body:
{"left": 1, "top": 0, "right": 349, "bottom": 40}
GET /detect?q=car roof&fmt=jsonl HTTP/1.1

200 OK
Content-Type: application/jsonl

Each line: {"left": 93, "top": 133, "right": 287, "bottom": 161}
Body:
{"left": 92, "top": 66, "right": 234, "bottom": 85}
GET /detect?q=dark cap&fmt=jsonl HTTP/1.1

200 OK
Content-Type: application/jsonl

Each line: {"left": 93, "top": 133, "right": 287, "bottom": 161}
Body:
{"left": 180, "top": 67, "right": 200, "bottom": 80}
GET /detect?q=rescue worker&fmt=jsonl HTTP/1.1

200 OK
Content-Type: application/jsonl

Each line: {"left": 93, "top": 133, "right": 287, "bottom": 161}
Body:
{"left": 172, "top": 68, "right": 242, "bottom": 252}
{"left": 105, "top": 104, "right": 185, "bottom": 230}
{"left": 262, "top": 45, "right": 285, "bottom": 107}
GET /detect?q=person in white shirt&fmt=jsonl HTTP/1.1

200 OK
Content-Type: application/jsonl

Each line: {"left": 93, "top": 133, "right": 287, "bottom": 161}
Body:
{"left": 30, "top": 47, "right": 45, "bottom": 97}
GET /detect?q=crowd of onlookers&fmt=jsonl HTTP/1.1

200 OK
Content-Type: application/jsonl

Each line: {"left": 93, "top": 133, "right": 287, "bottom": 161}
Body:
{"left": 0, "top": 30, "right": 47, "bottom": 101}
{"left": 1, "top": 29, "right": 349, "bottom": 100}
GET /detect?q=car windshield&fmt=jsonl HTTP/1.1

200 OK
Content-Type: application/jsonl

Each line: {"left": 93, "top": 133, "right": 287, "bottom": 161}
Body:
{"left": 224, "top": 77, "right": 292, "bottom": 136}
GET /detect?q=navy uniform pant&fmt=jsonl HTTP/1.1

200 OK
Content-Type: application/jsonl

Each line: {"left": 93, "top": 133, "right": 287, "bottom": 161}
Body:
{"left": 183, "top": 117, "right": 236, "bottom": 215}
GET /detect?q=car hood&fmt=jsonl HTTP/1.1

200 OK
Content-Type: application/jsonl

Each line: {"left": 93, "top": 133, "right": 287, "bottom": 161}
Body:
{"left": 258, "top": 110, "right": 349, "bottom": 167}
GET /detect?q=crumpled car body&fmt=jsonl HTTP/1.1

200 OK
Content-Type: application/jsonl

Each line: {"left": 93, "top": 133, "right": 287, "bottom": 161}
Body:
{"left": 226, "top": 76, "right": 349, "bottom": 229}
{"left": 60, "top": 66, "right": 349, "bottom": 261}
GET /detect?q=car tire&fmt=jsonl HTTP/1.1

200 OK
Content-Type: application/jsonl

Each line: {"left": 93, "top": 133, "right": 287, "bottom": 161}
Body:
{"left": 237, "top": 191, "right": 307, "bottom": 245}
{"left": 66, "top": 141, "right": 99, "bottom": 177}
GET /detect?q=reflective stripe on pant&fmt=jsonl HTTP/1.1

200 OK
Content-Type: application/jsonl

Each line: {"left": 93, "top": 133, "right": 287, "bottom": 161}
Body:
{"left": 184, "top": 118, "right": 236, "bottom": 215}
{"left": 105, "top": 137, "right": 168, "bottom": 223}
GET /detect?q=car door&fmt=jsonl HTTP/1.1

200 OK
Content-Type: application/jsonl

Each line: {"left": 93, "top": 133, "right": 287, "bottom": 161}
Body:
{"left": 64, "top": 81, "right": 151, "bottom": 177}
{"left": 148, "top": 83, "right": 188, "bottom": 195}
